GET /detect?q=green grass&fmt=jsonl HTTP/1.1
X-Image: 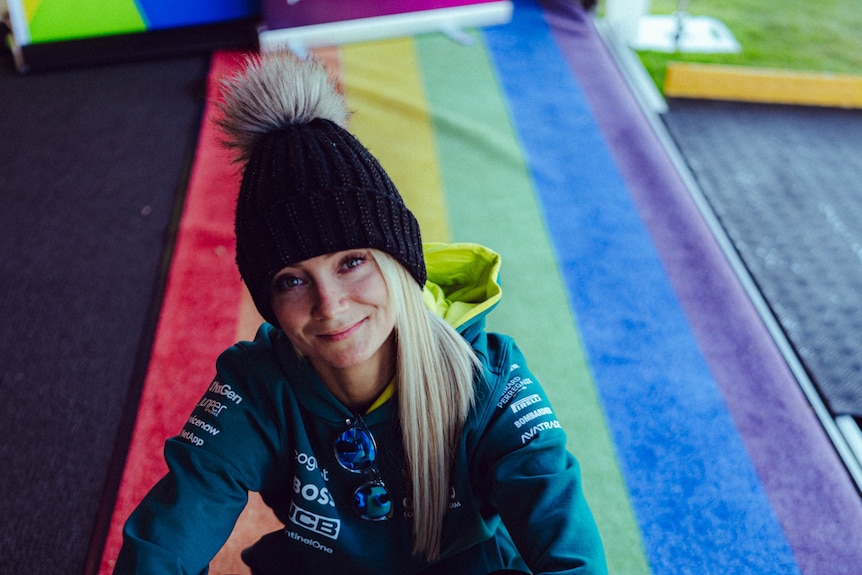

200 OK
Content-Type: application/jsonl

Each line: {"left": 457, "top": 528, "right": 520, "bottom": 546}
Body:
{"left": 602, "top": 0, "right": 862, "bottom": 91}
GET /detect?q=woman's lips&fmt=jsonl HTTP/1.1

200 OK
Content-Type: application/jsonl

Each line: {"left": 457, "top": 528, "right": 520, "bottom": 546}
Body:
{"left": 317, "top": 318, "right": 365, "bottom": 341}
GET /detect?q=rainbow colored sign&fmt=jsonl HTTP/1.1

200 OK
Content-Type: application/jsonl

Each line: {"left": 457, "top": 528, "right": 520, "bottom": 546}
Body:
{"left": 8, "top": 0, "right": 258, "bottom": 45}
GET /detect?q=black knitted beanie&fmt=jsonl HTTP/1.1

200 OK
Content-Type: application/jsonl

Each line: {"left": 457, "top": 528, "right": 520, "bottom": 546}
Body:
{"left": 217, "top": 53, "right": 425, "bottom": 326}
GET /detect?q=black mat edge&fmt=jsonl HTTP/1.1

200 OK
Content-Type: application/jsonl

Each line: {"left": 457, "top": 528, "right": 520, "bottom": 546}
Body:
{"left": 81, "top": 105, "right": 204, "bottom": 575}
{"left": 9, "top": 18, "right": 258, "bottom": 74}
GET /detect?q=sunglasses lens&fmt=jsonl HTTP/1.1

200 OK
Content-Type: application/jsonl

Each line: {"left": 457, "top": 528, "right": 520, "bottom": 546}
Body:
{"left": 334, "top": 417, "right": 393, "bottom": 521}
{"left": 334, "top": 425, "right": 376, "bottom": 472}
{"left": 354, "top": 481, "right": 392, "bottom": 521}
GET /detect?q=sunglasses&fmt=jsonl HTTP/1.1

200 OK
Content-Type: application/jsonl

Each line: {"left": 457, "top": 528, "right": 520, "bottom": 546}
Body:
{"left": 333, "top": 414, "right": 393, "bottom": 521}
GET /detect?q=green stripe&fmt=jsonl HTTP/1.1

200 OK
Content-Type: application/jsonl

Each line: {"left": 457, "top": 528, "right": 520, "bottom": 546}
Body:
{"left": 415, "top": 31, "right": 650, "bottom": 575}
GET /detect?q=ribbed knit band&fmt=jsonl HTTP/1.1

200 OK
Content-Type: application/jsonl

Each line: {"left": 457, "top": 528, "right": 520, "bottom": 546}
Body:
{"left": 235, "top": 118, "right": 425, "bottom": 325}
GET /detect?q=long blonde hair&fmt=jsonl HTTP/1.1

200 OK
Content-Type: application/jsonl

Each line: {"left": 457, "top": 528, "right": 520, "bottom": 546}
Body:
{"left": 372, "top": 250, "right": 479, "bottom": 561}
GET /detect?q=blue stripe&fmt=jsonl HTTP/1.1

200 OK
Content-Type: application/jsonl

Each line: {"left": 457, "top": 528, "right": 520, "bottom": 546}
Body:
{"left": 483, "top": 1, "right": 800, "bottom": 573}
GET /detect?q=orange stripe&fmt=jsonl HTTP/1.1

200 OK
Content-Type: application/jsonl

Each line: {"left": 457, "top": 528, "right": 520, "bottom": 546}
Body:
{"left": 665, "top": 62, "right": 862, "bottom": 109}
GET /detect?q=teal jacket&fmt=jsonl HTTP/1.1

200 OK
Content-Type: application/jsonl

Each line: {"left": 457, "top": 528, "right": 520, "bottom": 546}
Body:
{"left": 116, "top": 243, "right": 607, "bottom": 575}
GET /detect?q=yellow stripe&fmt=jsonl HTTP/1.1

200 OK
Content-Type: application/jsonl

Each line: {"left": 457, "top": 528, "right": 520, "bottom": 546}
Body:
{"left": 664, "top": 62, "right": 862, "bottom": 109}
{"left": 340, "top": 38, "right": 451, "bottom": 243}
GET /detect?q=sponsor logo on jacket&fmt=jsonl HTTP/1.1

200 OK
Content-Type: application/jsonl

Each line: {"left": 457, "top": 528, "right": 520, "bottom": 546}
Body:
{"left": 520, "top": 419, "right": 562, "bottom": 444}
{"left": 289, "top": 501, "right": 340, "bottom": 541}
{"left": 510, "top": 393, "right": 542, "bottom": 413}
{"left": 497, "top": 374, "right": 534, "bottom": 409}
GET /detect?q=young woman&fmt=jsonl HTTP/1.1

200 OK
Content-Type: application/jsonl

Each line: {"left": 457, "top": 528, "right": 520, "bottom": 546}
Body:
{"left": 115, "top": 52, "right": 607, "bottom": 575}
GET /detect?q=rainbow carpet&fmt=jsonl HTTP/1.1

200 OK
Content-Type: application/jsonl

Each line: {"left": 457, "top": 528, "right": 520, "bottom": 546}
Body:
{"left": 99, "top": 1, "right": 862, "bottom": 573}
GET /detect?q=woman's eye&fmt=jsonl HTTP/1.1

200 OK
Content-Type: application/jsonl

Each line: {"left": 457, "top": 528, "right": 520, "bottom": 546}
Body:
{"left": 273, "top": 275, "right": 303, "bottom": 293}
{"left": 343, "top": 254, "right": 367, "bottom": 270}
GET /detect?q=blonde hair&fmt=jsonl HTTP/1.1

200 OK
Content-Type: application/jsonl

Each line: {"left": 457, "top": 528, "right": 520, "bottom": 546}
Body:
{"left": 372, "top": 250, "right": 479, "bottom": 561}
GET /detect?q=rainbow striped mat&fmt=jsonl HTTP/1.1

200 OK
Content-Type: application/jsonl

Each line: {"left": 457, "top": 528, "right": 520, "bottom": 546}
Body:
{"left": 99, "top": 1, "right": 862, "bottom": 573}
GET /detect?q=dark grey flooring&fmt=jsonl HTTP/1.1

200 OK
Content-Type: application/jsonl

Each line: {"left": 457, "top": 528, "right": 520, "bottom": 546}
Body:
{"left": 662, "top": 99, "right": 862, "bottom": 418}
{"left": 0, "top": 53, "right": 209, "bottom": 573}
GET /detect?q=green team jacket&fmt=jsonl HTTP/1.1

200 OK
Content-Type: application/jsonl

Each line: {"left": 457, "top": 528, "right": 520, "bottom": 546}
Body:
{"left": 116, "top": 243, "right": 607, "bottom": 575}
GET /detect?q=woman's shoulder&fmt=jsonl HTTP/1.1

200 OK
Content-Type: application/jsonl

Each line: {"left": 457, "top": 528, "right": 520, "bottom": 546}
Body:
{"left": 219, "top": 322, "right": 278, "bottom": 357}
{"left": 470, "top": 330, "right": 558, "bottom": 428}
{"left": 471, "top": 330, "right": 517, "bottom": 377}
{"left": 470, "top": 331, "right": 530, "bottom": 412}
{"left": 219, "top": 323, "right": 291, "bottom": 368}
{"left": 214, "top": 323, "right": 305, "bottom": 399}
{"left": 465, "top": 331, "right": 567, "bottom": 463}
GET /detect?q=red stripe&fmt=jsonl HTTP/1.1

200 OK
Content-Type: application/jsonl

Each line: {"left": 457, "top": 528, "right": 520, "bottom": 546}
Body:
{"left": 99, "top": 51, "right": 249, "bottom": 573}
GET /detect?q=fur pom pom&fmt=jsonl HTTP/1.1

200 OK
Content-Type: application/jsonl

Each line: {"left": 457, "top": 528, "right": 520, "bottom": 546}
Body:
{"left": 216, "top": 52, "right": 349, "bottom": 164}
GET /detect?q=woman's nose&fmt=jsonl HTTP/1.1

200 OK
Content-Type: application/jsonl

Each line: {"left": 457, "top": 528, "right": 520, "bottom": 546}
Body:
{"left": 313, "top": 278, "right": 348, "bottom": 319}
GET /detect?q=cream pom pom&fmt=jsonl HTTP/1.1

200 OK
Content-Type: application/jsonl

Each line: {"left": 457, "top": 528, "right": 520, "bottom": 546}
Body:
{"left": 216, "top": 52, "right": 349, "bottom": 164}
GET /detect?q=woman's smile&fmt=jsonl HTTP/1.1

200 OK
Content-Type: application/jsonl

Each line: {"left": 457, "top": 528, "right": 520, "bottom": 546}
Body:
{"left": 317, "top": 318, "right": 365, "bottom": 341}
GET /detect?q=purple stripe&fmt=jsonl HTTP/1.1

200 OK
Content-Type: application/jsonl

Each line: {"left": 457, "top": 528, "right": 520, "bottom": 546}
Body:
{"left": 541, "top": 1, "right": 862, "bottom": 573}
{"left": 263, "top": 0, "right": 505, "bottom": 27}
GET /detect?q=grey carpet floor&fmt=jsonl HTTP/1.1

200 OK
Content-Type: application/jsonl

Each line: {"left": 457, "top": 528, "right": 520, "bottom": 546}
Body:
{"left": 663, "top": 99, "right": 862, "bottom": 418}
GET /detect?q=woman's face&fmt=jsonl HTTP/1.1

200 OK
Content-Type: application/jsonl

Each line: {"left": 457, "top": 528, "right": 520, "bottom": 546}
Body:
{"left": 271, "top": 249, "right": 395, "bottom": 378}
